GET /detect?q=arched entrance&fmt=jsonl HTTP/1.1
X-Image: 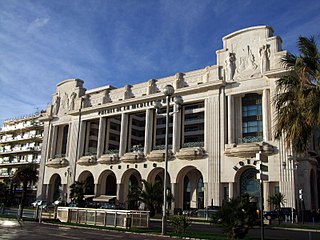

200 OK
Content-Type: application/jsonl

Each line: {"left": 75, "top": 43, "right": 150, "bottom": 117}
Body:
{"left": 78, "top": 171, "right": 95, "bottom": 195}
{"left": 239, "top": 167, "right": 260, "bottom": 207}
{"left": 97, "top": 170, "right": 117, "bottom": 196}
{"left": 48, "top": 174, "right": 62, "bottom": 202}
{"left": 121, "top": 169, "right": 142, "bottom": 209}
{"left": 176, "top": 167, "right": 204, "bottom": 210}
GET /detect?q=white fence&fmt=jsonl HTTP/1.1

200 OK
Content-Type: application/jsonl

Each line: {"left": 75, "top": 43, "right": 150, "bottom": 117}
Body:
{"left": 57, "top": 207, "right": 149, "bottom": 229}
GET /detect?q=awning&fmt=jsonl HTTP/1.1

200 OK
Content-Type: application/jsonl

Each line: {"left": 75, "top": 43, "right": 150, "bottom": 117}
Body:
{"left": 92, "top": 195, "right": 117, "bottom": 202}
{"left": 84, "top": 195, "right": 95, "bottom": 199}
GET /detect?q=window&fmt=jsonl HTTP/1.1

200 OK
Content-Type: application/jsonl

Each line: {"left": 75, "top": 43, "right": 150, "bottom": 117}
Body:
{"left": 241, "top": 94, "right": 263, "bottom": 143}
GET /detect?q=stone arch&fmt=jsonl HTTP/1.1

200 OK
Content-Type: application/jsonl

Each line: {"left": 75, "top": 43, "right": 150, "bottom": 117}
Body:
{"left": 175, "top": 166, "right": 204, "bottom": 210}
{"left": 121, "top": 169, "right": 142, "bottom": 209}
{"left": 48, "top": 173, "right": 62, "bottom": 202}
{"left": 97, "top": 170, "right": 117, "bottom": 196}
{"left": 146, "top": 167, "right": 171, "bottom": 185}
{"left": 78, "top": 170, "right": 94, "bottom": 195}
{"left": 236, "top": 166, "right": 260, "bottom": 207}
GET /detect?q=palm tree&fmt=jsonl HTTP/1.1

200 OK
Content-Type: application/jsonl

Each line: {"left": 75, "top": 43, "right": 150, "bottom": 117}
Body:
{"left": 13, "top": 164, "right": 38, "bottom": 219}
{"left": 273, "top": 36, "right": 320, "bottom": 153}
{"left": 212, "top": 195, "right": 257, "bottom": 240}
{"left": 69, "top": 181, "right": 86, "bottom": 207}
{"left": 268, "top": 192, "right": 286, "bottom": 224}
{"left": 128, "top": 179, "right": 164, "bottom": 217}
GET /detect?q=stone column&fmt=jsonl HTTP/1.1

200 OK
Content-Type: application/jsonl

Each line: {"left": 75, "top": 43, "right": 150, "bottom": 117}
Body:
{"left": 117, "top": 183, "right": 124, "bottom": 205}
{"left": 144, "top": 109, "right": 153, "bottom": 155}
{"left": 262, "top": 89, "right": 270, "bottom": 141}
{"left": 171, "top": 183, "right": 177, "bottom": 213}
{"left": 229, "top": 182, "right": 234, "bottom": 199}
{"left": 50, "top": 126, "right": 57, "bottom": 158}
{"left": 227, "top": 95, "right": 234, "bottom": 144}
{"left": 78, "top": 121, "right": 86, "bottom": 158}
{"left": 119, "top": 113, "right": 128, "bottom": 156}
{"left": 94, "top": 183, "right": 99, "bottom": 196}
{"left": 97, "top": 117, "right": 106, "bottom": 158}
{"left": 173, "top": 104, "right": 182, "bottom": 153}
{"left": 263, "top": 181, "right": 270, "bottom": 211}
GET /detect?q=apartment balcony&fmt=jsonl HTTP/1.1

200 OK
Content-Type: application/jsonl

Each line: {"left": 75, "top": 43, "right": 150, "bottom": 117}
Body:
{"left": 77, "top": 153, "right": 97, "bottom": 166}
{"left": 0, "top": 146, "right": 41, "bottom": 155}
{"left": 46, "top": 155, "right": 69, "bottom": 168}
{"left": 175, "top": 142, "right": 206, "bottom": 160}
{"left": 98, "top": 150, "right": 120, "bottom": 164}
{"left": 0, "top": 160, "right": 38, "bottom": 166}
{"left": 0, "top": 135, "right": 42, "bottom": 144}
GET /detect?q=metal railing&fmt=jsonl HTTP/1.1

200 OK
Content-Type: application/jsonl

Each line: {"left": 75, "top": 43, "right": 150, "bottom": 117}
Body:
{"left": 57, "top": 207, "right": 149, "bottom": 229}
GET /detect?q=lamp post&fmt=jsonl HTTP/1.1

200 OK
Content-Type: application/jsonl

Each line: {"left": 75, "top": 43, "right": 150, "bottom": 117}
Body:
{"left": 154, "top": 85, "right": 183, "bottom": 235}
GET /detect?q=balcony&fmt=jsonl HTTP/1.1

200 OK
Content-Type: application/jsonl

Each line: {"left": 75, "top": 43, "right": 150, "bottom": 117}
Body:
{"left": 121, "top": 146, "right": 145, "bottom": 163}
{"left": 46, "top": 155, "right": 69, "bottom": 168}
{"left": 147, "top": 149, "right": 173, "bottom": 162}
{"left": 97, "top": 150, "right": 120, "bottom": 164}
{"left": 77, "top": 153, "right": 97, "bottom": 166}
{"left": 175, "top": 142, "right": 206, "bottom": 160}
{"left": 224, "top": 141, "right": 274, "bottom": 158}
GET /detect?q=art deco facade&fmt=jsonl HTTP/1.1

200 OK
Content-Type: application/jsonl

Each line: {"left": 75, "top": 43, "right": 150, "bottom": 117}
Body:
{"left": 0, "top": 113, "right": 44, "bottom": 202}
{"left": 37, "top": 26, "right": 320, "bottom": 212}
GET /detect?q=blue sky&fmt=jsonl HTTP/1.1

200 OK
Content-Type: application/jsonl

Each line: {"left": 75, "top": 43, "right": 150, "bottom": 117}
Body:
{"left": 0, "top": 0, "right": 319, "bottom": 125}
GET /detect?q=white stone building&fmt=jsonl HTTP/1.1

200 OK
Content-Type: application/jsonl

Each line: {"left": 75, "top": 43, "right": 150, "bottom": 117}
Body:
{"left": 37, "top": 26, "right": 320, "bottom": 213}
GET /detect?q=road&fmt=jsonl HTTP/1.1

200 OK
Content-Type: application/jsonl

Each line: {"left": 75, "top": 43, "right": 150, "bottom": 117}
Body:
{"left": 0, "top": 220, "right": 168, "bottom": 240}
{"left": 1, "top": 219, "right": 320, "bottom": 240}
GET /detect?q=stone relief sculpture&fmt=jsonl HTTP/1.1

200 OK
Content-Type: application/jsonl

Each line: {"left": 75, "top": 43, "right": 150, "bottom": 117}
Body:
{"left": 224, "top": 53, "right": 236, "bottom": 81}
{"left": 259, "top": 44, "right": 271, "bottom": 74}
{"left": 52, "top": 95, "right": 60, "bottom": 116}
{"left": 124, "top": 85, "right": 132, "bottom": 99}
{"left": 61, "top": 92, "right": 69, "bottom": 111}
{"left": 235, "top": 45, "right": 258, "bottom": 78}
{"left": 147, "top": 79, "right": 157, "bottom": 94}
{"left": 174, "top": 72, "right": 185, "bottom": 89}
{"left": 103, "top": 89, "right": 111, "bottom": 103}
{"left": 82, "top": 95, "right": 90, "bottom": 108}
{"left": 68, "top": 92, "right": 77, "bottom": 111}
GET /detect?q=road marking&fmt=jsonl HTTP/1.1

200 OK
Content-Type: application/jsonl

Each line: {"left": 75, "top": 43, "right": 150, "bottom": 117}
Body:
{"left": 81, "top": 231, "right": 122, "bottom": 238}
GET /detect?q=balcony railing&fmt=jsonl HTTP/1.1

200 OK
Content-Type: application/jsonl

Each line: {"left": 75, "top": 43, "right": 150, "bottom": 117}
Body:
{"left": 182, "top": 142, "right": 204, "bottom": 148}
{"left": 238, "top": 136, "right": 263, "bottom": 144}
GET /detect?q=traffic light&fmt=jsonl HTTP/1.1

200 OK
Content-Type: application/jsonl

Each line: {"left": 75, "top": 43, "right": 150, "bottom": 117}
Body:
{"left": 299, "top": 189, "right": 303, "bottom": 200}
{"left": 256, "top": 152, "right": 268, "bottom": 181}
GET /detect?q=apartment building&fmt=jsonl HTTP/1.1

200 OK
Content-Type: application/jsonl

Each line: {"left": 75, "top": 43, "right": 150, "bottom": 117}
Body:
{"left": 0, "top": 112, "right": 44, "bottom": 203}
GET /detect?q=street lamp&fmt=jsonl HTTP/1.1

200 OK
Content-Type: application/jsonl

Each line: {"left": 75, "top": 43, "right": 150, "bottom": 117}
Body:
{"left": 154, "top": 85, "right": 183, "bottom": 235}
{"left": 283, "top": 155, "right": 298, "bottom": 223}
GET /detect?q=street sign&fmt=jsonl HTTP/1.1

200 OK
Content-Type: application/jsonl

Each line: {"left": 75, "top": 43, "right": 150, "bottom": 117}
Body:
{"left": 257, "top": 173, "right": 269, "bottom": 181}
{"left": 257, "top": 163, "right": 268, "bottom": 172}
{"left": 256, "top": 152, "right": 268, "bottom": 162}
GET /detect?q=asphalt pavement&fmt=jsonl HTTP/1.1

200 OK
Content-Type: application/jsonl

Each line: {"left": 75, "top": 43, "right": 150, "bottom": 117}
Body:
{"left": 1, "top": 218, "right": 320, "bottom": 240}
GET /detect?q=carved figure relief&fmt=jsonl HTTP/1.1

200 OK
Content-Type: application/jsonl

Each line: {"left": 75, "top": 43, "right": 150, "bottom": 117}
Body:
{"left": 224, "top": 53, "right": 236, "bottom": 81}
{"left": 103, "top": 89, "right": 111, "bottom": 103}
{"left": 52, "top": 95, "right": 60, "bottom": 116}
{"left": 175, "top": 72, "right": 185, "bottom": 89}
{"left": 61, "top": 92, "right": 69, "bottom": 111}
{"left": 124, "top": 85, "right": 132, "bottom": 99}
{"left": 148, "top": 79, "right": 157, "bottom": 94}
{"left": 69, "top": 92, "right": 77, "bottom": 111}
{"left": 259, "top": 44, "right": 271, "bottom": 74}
{"left": 235, "top": 45, "right": 258, "bottom": 78}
